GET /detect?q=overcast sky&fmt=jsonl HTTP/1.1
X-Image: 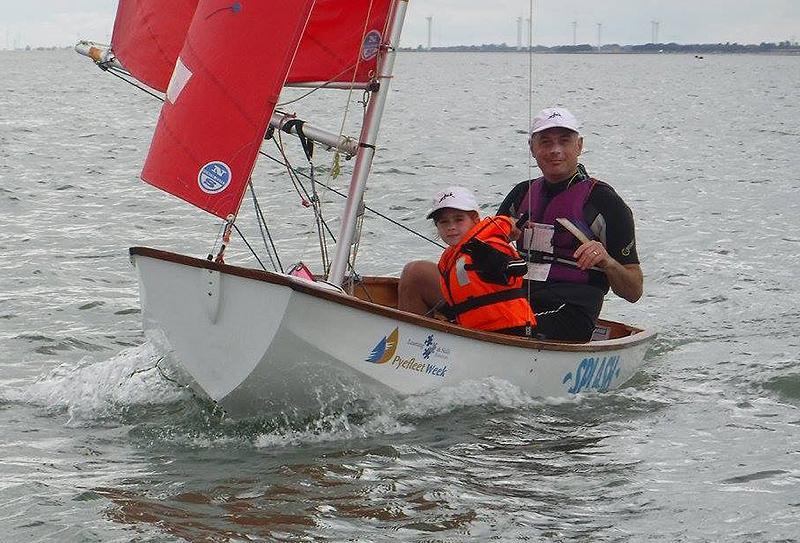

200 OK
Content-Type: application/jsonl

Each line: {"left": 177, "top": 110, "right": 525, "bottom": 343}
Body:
{"left": 2, "top": 0, "right": 798, "bottom": 49}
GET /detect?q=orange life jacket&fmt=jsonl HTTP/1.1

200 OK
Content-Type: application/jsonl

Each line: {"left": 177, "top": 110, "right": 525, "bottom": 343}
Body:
{"left": 438, "top": 216, "right": 536, "bottom": 333}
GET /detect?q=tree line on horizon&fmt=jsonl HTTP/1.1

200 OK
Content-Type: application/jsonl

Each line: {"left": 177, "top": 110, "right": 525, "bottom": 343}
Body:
{"left": 404, "top": 41, "right": 800, "bottom": 54}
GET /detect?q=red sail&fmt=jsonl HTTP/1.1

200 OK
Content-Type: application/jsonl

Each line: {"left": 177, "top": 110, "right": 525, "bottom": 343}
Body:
{"left": 111, "top": 0, "right": 198, "bottom": 92}
{"left": 289, "top": 0, "right": 393, "bottom": 85}
{"left": 141, "top": 0, "right": 315, "bottom": 219}
{"left": 111, "top": 0, "right": 393, "bottom": 92}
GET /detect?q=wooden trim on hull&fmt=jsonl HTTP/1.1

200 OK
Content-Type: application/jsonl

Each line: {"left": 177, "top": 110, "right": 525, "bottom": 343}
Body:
{"left": 129, "top": 247, "right": 654, "bottom": 352}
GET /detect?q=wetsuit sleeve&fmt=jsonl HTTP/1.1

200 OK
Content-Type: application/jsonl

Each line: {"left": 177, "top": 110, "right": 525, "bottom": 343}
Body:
{"left": 496, "top": 181, "right": 530, "bottom": 217}
{"left": 589, "top": 184, "right": 639, "bottom": 265}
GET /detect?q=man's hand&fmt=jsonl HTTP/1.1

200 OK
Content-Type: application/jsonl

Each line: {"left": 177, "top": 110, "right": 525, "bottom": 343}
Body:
{"left": 574, "top": 240, "right": 608, "bottom": 270}
{"left": 574, "top": 241, "right": 642, "bottom": 302}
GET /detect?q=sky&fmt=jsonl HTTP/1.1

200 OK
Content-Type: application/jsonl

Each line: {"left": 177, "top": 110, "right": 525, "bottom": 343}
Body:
{"left": 1, "top": 0, "right": 798, "bottom": 50}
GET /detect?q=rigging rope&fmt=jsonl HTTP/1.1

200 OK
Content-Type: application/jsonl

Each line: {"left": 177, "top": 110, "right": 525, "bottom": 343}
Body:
{"left": 276, "top": 64, "right": 364, "bottom": 107}
{"left": 248, "top": 181, "right": 283, "bottom": 272}
{"left": 309, "top": 162, "right": 331, "bottom": 272}
{"left": 233, "top": 223, "right": 269, "bottom": 271}
{"left": 528, "top": 0, "right": 535, "bottom": 181}
{"left": 524, "top": 0, "right": 536, "bottom": 337}
{"left": 270, "top": 134, "right": 333, "bottom": 269}
{"left": 257, "top": 148, "right": 444, "bottom": 249}
{"left": 99, "top": 63, "right": 164, "bottom": 101}
{"left": 213, "top": 216, "right": 235, "bottom": 264}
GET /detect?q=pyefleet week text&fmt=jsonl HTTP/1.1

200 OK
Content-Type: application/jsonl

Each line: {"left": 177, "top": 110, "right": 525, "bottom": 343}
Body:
{"left": 392, "top": 355, "right": 447, "bottom": 377}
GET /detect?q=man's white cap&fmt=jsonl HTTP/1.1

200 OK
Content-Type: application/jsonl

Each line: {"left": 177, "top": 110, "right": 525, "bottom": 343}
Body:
{"left": 529, "top": 106, "right": 580, "bottom": 136}
{"left": 426, "top": 186, "right": 479, "bottom": 219}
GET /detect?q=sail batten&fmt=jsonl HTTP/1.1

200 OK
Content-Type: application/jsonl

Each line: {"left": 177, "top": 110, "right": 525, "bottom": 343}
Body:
{"left": 141, "top": 0, "right": 316, "bottom": 219}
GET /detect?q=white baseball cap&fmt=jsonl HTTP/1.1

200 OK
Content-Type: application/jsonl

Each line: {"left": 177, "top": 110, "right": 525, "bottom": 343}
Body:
{"left": 426, "top": 186, "right": 479, "bottom": 219}
{"left": 529, "top": 106, "right": 580, "bottom": 136}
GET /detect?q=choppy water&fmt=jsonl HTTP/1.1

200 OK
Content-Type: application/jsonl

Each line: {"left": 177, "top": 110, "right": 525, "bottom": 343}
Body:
{"left": 1, "top": 48, "right": 799, "bottom": 541}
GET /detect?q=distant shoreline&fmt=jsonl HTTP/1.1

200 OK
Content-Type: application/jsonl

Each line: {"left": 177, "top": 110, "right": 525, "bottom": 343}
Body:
{"left": 400, "top": 42, "right": 800, "bottom": 55}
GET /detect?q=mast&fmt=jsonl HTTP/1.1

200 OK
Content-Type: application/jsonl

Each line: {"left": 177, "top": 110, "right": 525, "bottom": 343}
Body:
{"left": 327, "top": 0, "right": 408, "bottom": 285}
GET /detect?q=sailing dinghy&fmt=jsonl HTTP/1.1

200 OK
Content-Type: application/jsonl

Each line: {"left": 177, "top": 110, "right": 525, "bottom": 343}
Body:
{"left": 77, "top": 0, "right": 655, "bottom": 418}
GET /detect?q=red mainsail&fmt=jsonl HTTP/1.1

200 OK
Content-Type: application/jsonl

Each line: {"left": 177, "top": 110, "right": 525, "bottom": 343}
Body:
{"left": 112, "top": 0, "right": 393, "bottom": 92}
{"left": 141, "top": 0, "right": 315, "bottom": 219}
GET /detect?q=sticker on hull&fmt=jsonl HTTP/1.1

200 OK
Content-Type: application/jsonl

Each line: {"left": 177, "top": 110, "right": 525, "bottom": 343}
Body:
{"left": 365, "top": 328, "right": 398, "bottom": 364}
{"left": 364, "top": 329, "right": 450, "bottom": 379}
{"left": 562, "top": 355, "right": 621, "bottom": 393}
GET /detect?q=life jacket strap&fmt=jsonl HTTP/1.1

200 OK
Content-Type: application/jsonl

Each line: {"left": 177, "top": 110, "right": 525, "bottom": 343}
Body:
{"left": 519, "top": 249, "right": 605, "bottom": 274}
{"left": 519, "top": 248, "right": 578, "bottom": 266}
{"left": 446, "top": 288, "right": 528, "bottom": 318}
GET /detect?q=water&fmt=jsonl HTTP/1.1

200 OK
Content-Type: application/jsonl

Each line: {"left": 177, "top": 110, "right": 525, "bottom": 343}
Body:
{"left": 2, "top": 48, "right": 800, "bottom": 541}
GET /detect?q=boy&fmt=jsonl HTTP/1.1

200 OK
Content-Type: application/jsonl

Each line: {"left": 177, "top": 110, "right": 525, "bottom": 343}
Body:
{"left": 428, "top": 186, "right": 535, "bottom": 336}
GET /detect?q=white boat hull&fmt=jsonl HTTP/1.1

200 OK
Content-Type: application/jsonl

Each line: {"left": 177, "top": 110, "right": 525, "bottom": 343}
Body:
{"left": 131, "top": 247, "right": 656, "bottom": 418}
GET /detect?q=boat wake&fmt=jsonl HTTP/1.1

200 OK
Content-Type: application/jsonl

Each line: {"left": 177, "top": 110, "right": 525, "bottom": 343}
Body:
{"left": 396, "top": 376, "right": 551, "bottom": 418}
{"left": 6, "top": 340, "right": 564, "bottom": 443}
{"left": 9, "top": 339, "right": 663, "bottom": 449}
{"left": 15, "top": 342, "right": 191, "bottom": 425}
{"left": 252, "top": 378, "right": 554, "bottom": 449}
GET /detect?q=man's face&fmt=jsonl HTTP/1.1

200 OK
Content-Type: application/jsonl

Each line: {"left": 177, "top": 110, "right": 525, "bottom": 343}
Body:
{"left": 529, "top": 127, "right": 583, "bottom": 183}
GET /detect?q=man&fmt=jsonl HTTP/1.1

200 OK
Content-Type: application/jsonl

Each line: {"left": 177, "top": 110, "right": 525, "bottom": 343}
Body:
{"left": 398, "top": 106, "right": 642, "bottom": 341}
{"left": 495, "top": 106, "right": 642, "bottom": 340}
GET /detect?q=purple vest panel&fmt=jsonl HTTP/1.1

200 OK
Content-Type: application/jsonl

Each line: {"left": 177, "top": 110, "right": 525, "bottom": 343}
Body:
{"left": 516, "top": 177, "right": 596, "bottom": 283}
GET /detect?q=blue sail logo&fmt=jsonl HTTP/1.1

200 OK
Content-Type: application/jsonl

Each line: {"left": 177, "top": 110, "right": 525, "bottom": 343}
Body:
{"left": 198, "top": 161, "right": 232, "bottom": 194}
{"left": 365, "top": 328, "right": 399, "bottom": 364}
{"left": 361, "top": 30, "right": 381, "bottom": 60}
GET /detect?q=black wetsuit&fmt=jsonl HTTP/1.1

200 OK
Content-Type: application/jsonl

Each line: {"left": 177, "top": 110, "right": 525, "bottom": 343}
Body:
{"left": 496, "top": 170, "right": 639, "bottom": 341}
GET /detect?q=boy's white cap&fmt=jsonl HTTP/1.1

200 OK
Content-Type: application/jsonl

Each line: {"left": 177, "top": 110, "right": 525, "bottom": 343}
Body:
{"left": 529, "top": 106, "right": 580, "bottom": 135}
{"left": 426, "top": 186, "right": 479, "bottom": 219}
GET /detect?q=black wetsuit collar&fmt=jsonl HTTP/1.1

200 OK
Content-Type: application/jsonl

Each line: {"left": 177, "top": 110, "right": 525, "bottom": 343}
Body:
{"left": 542, "top": 163, "right": 589, "bottom": 197}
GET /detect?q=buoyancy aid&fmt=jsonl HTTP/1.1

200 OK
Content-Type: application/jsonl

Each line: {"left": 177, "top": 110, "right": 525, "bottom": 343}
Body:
{"left": 438, "top": 216, "right": 536, "bottom": 333}
{"left": 516, "top": 176, "right": 604, "bottom": 284}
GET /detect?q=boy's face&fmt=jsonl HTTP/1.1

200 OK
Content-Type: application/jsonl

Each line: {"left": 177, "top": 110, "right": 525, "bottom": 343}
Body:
{"left": 435, "top": 208, "right": 479, "bottom": 246}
